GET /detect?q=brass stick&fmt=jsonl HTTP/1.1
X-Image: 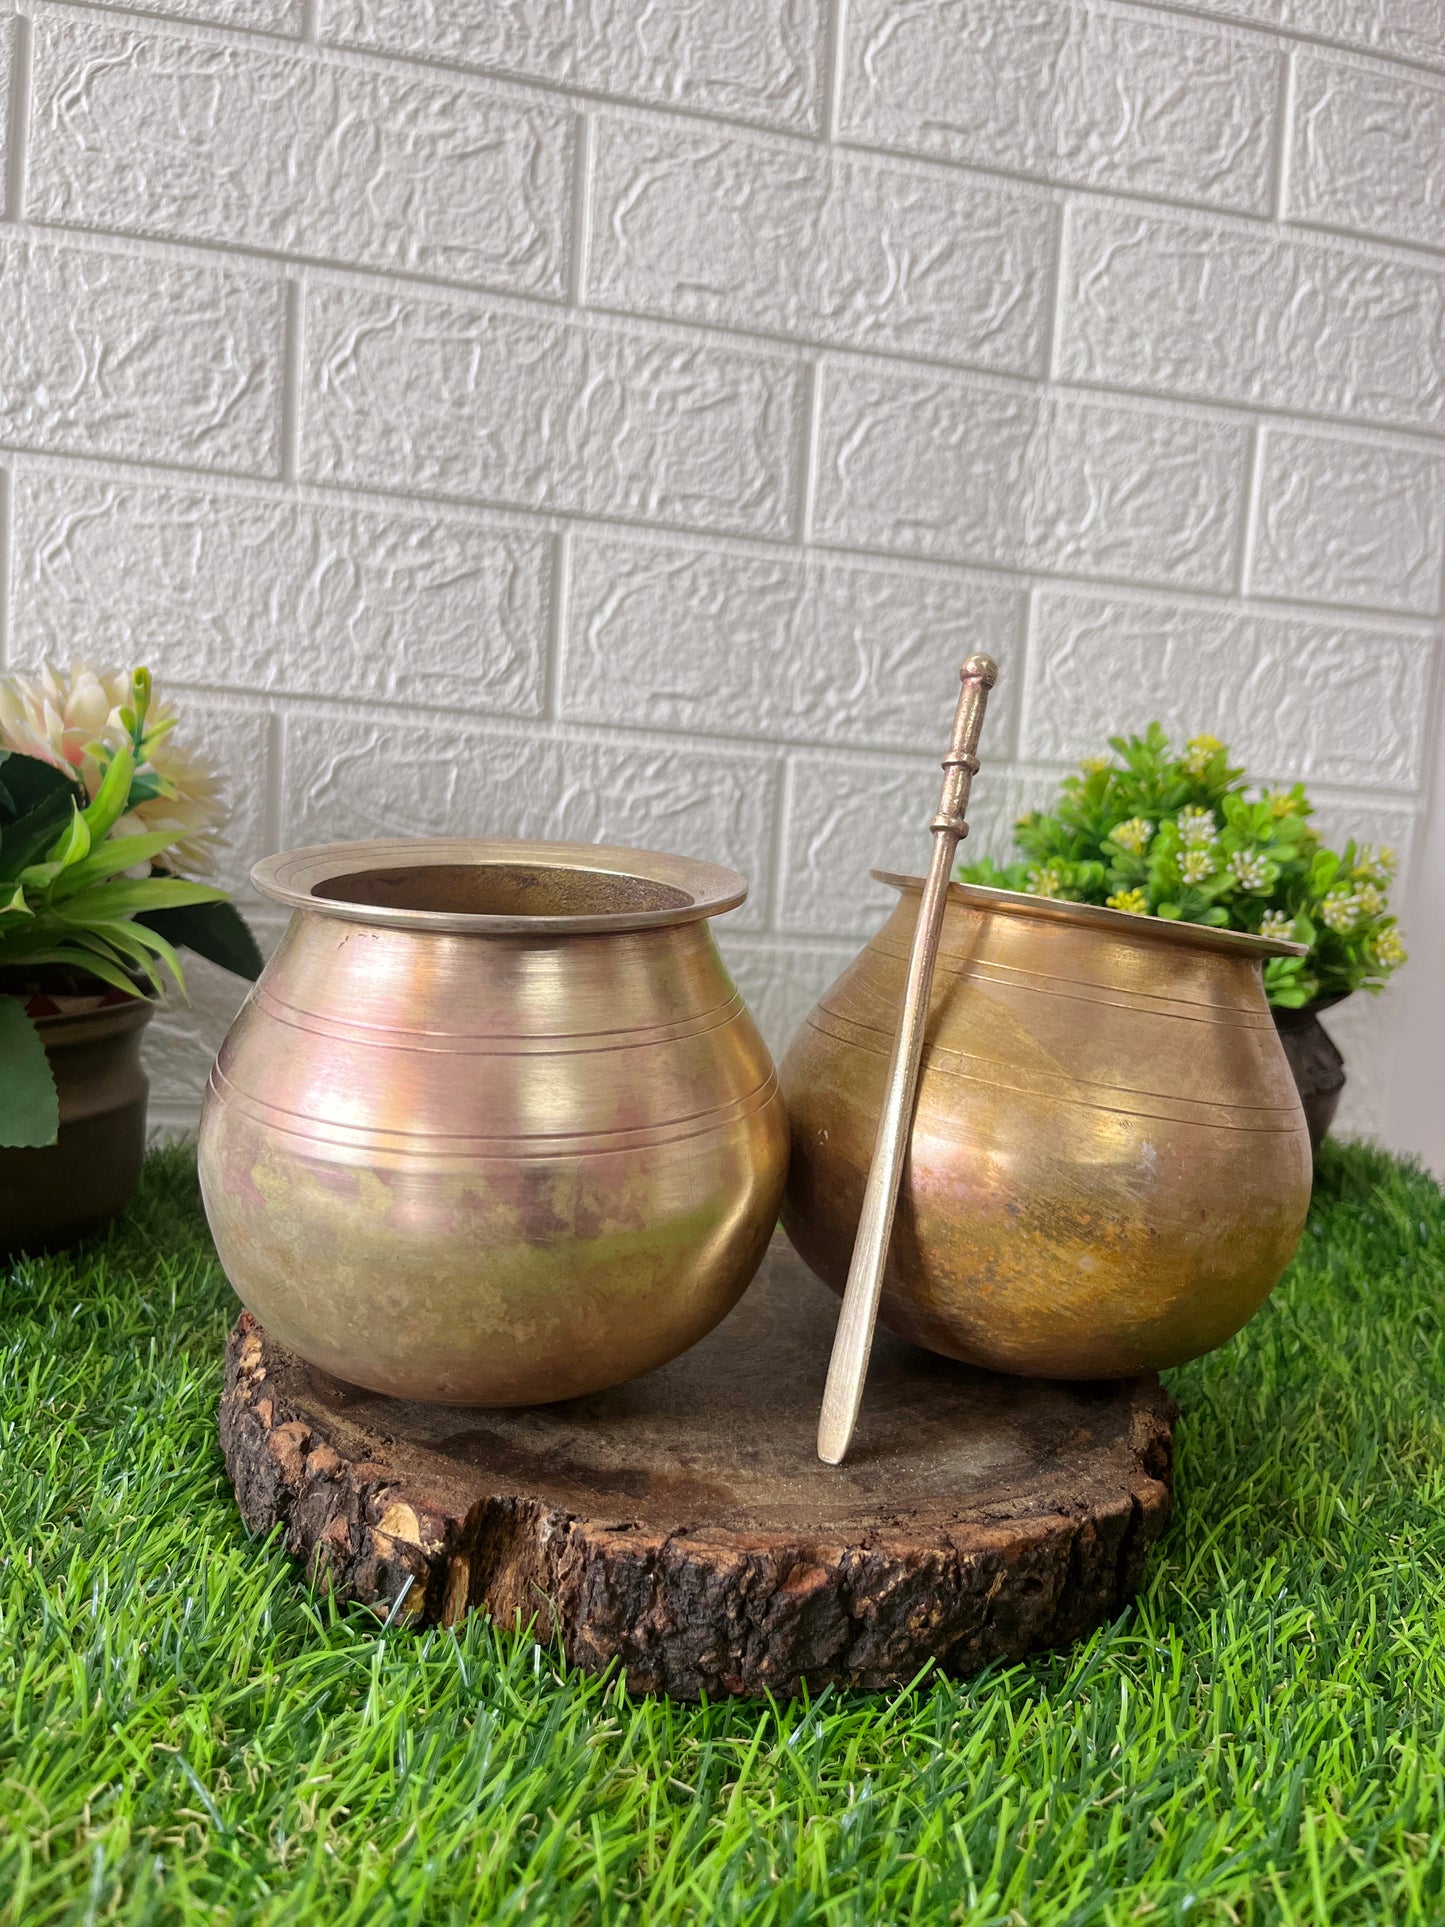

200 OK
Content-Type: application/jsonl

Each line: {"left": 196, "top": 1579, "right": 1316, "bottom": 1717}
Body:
{"left": 816, "top": 654, "right": 998, "bottom": 1466}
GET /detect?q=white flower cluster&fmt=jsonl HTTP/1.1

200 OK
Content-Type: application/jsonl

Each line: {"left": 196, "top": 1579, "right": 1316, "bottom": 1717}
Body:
{"left": 1259, "top": 910, "right": 1297, "bottom": 942}
{"left": 1025, "top": 865, "right": 1066, "bottom": 899}
{"left": 1182, "top": 734, "right": 1224, "bottom": 778}
{"left": 1373, "top": 928, "right": 1407, "bottom": 968}
{"left": 1354, "top": 844, "right": 1398, "bottom": 885}
{"left": 1109, "top": 816, "right": 1153, "bottom": 855}
{"left": 1180, "top": 847, "right": 1215, "bottom": 884}
{"left": 1355, "top": 881, "right": 1385, "bottom": 917}
{"left": 1320, "top": 889, "right": 1360, "bottom": 934}
{"left": 1178, "top": 806, "right": 1217, "bottom": 846}
{"left": 1229, "top": 850, "right": 1273, "bottom": 890}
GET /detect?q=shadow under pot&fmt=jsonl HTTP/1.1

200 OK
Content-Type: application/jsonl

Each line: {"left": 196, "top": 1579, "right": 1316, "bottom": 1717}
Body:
{"left": 780, "top": 875, "right": 1314, "bottom": 1381}
{"left": 198, "top": 840, "right": 789, "bottom": 1406}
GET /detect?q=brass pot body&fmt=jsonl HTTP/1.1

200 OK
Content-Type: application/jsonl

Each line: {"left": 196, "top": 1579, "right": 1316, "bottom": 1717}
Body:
{"left": 198, "top": 840, "right": 788, "bottom": 1406}
{"left": 781, "top": 878, "right": 1312, "bottom": 1378}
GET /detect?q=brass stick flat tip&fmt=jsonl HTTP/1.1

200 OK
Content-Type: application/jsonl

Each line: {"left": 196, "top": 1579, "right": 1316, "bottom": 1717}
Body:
{"left": 961, "top": 654, "right": 999, "bottom": 688}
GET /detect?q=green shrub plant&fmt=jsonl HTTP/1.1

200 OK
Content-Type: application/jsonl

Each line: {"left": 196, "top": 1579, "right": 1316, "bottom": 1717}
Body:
{"left": 960, "top": 725, "right": 1407, "bottom": 1010}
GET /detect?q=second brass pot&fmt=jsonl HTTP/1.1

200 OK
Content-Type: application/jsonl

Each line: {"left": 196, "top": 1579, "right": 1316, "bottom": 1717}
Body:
{"left": 781, "top": 876, "right": 1313, "bottom": 1379}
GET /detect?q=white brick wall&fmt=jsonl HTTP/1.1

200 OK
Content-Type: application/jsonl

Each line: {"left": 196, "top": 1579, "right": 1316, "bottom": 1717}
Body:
{"left": 0, "top": 0, "right": 1439, "bottom": 1149}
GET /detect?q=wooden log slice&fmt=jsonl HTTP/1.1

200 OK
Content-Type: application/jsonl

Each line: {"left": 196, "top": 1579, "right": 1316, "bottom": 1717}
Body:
{"left": 220, "top": 1232, "right": 1177, "bottom": 1699}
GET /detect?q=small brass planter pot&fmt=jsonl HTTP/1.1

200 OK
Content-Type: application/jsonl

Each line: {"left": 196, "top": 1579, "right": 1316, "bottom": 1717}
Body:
{"left": 198, "top": 840, "right": 788, "bottom": 1406}
{"left": 781, "top": 876, "right": 1313, "bottom": 1380}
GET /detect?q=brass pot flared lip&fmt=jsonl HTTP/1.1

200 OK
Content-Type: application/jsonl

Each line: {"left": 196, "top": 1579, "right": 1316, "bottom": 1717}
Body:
{"left": 253, "top": 838, "right": 749, "bottom": 935}
{"left": 872, "top": 871, "right": 1311, "bottom": 960}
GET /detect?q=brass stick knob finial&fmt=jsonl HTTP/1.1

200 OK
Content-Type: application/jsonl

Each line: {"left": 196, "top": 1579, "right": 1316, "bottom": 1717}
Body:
{"left": 816, "top": 654, "right": 998, "bottom": 1465}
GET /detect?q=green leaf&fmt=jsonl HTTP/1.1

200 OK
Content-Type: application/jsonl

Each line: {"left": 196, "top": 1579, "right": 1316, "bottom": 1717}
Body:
{"left": 0, "top": 995, "right": 60, "bottom": 1147}
{"left": 81, "top": 740, "right": 137, "bottom": 844}
{"left": 50, "top": 877, "right": 227, "bottom": 922}
{"left": 1311, "top": 849, "right": 1340, "bottom": 891}
{"left": 0, "top": 790, "right": 77, "bottom": 885}
{"left": 87, "top": 917, "right": 187, "bottom": 993}
{"left": 19, "top": 802, "right": 101, "bottom": 895}
{"left": 18, "top": 859, "right": 69, "bottom": 894}
{"left": 136, "top": 899, "right": 264, "bottom": 981}
{"left": 74, "top": 919, "right": 189, "bottom": 995}
{"left": 120, "top": 919, "right": 186, "bottom": 984}
{"left": 46, "top": 805, "right": 92, "bottom": 873}
{"left": 124, "top": 771, "right": 167, "bottom": 806}
{"left": 57, "top": 949, "right": 150, "bottom": 999}
{"left": 47, "top": 829, "right": 191, "bottom": 898}
{"left": 64, "top": 926, "right": 165, "bottom": 997}
{"left": 0, "top": 941, "right": 148, "bottom": 999}
{"left": 0, "top": 751, "right": 81, "bottom": 825}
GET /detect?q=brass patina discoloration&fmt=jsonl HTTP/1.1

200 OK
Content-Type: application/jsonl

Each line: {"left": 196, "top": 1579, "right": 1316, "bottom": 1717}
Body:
{"left": 781, "top": 876, "right": 1313, "bottom": 1379}
{"left": 198, "top": 839, "right": 789, "bottom": 1406}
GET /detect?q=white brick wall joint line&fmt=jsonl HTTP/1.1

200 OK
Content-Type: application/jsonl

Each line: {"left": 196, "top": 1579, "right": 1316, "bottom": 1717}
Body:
{"left": 6, "top": 10, "right": 32, "bottom": 223}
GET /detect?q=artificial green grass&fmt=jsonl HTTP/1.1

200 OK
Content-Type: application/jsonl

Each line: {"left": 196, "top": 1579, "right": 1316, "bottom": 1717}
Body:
{"left": 1, "top": 1142, "right": 1443, "bottom": 1926}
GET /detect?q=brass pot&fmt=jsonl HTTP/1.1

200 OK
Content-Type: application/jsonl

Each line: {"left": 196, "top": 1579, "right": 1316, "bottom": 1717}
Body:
{"left": 780, "top": 876, "right": 1312, "bottom": 1379}
{"left": 0, "top": 998, "right": 152, "bottom": 1258}
{"left": 198, "top": 840, "right": 788, "bottom": 1406}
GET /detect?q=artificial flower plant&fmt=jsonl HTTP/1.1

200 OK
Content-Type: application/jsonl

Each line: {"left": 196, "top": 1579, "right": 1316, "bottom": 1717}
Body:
{"left": 959, "top": 725, "right": 1406, "bottom": 1012}
{"left": 0, "top": 664, "right": 262, "bottom": 1150}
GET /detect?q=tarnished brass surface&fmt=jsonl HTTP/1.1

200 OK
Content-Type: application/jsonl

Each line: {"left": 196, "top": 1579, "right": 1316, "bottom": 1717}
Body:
{"left": 781, "top": 877, "right": 1313, "bottom": 1379}
{"left": 198, "top": 840, "right": 788, "bottom": 1406}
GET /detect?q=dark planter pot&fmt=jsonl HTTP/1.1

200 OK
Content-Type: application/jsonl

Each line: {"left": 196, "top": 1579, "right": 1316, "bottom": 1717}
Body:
{"left": 0, "top": 999, "right": 153, "bottom": 1258}
{"left": 1273, "top": 1004, "right": 1345, "bottom": 1155}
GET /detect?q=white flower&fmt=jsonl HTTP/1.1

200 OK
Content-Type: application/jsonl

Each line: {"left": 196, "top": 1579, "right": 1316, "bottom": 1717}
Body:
{"left": 1025, "top": 865, "right": 1066, "bottom": 900}
{"left": 1372, "top": 928, "right": 1407, "bottom": 968}
{"left": 0, "top": 662, "right": 225, "bottom": 873}
{"left": 1182, "top": 734, "right": 1224, "bottom": 778}
{"left": 1109, "top": 816, "right": 1153, "bottom": 855}
{"left": 1353, "top": 844, "right": 1397, "bottom": 887}
{"left": 1229, "top": 850, "right": 1273, "bottom": 890}
{"left": 1354, "top": 881, "right": 1385, "bottom": 918}
{"left": 1320, "top": 889, "right": 1360, "bottom": 934}
{"left": 1177, "top": 806, "right": 1217, "bottom": 847}
{"left": 1180, "top": 847, "right": 1215, "bottom": 884}
{"left": 0, "top": 662, "right": 132, "bottom": 792}
{"left": 1259, "top": 910, "right": 1297, "bottom": 942}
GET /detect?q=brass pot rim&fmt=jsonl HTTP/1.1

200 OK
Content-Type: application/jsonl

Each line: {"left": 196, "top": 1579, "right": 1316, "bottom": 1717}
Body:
{"left": 254, "top": 838, "right": 749, "bottom": 935}
{"left": 872, "top": 871, "right": 1310, "bottom": 960}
